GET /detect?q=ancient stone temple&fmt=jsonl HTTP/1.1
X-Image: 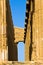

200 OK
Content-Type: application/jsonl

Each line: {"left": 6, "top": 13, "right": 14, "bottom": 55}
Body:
{"left": 0, "top": 0, "right": 43, "bottom": 65}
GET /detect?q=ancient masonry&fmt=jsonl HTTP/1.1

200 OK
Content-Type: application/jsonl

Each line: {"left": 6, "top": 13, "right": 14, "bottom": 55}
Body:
{"left": 0, "top": 0, "right": 43, "bottom": 65}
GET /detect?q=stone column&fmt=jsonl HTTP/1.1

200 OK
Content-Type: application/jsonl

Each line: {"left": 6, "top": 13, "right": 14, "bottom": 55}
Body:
{"left": 32, "top": 0, "right": 43, "bottom": 61}
{"left": 0, "top": 0, "right": 8, "bottom": 61}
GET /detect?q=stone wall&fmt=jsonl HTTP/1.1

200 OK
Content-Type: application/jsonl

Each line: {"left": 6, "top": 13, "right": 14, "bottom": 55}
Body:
{"left": 14, "top": 27, "right": 24, "bottom": 43}
{"left": 0, "top": 61, "right": 43, "bottom": 65}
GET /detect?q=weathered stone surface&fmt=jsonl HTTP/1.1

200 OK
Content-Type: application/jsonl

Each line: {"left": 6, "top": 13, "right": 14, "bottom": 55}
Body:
{"left": 0, "top": 0, "right": 43, "bottom": 65}
{"left": 32, "top": 0, "right": 43, "bottom": 61}
{"left": 0, "top": 61, "right": 43, "bottom": 65}
{"left": 24, "top": 0, "right": 43, "bottom": 61}
{"left": 0, "top": 0, "right": 17, "bottom": 61}
{"left": 14, "top": 27, "right": 24, "bottom": 43}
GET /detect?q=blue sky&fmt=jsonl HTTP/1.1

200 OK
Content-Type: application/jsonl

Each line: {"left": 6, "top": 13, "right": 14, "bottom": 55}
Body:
{"left": 9, "top": 0, "right": 26, "bottom": 28}
{"left": 9, "top": 0, "right": 26, "bottom": 61}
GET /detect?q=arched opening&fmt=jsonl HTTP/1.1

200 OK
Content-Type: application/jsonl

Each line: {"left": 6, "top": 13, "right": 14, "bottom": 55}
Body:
{"left": 17, "top": 42, "right": 25, "bottom": 62}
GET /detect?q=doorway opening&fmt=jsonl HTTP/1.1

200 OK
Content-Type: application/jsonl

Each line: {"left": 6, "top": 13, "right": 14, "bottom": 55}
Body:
{"left": 17, "top": 42, "right": 25, "bottom": 62}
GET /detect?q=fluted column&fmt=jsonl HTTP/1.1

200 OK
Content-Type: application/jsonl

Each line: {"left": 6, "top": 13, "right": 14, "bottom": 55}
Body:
{"left": 0, "top": 0, "right": 8, "bottom": 61}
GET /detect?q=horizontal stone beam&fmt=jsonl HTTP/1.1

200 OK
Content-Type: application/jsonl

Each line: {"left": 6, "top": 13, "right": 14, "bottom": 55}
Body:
{"left": 14, "top": 27, "right": 24, "bottom": 43}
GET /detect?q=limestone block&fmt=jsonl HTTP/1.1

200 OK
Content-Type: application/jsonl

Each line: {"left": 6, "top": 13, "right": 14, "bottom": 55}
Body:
{"left": 14, "top": 27, "right": 24, "bottom": 43}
